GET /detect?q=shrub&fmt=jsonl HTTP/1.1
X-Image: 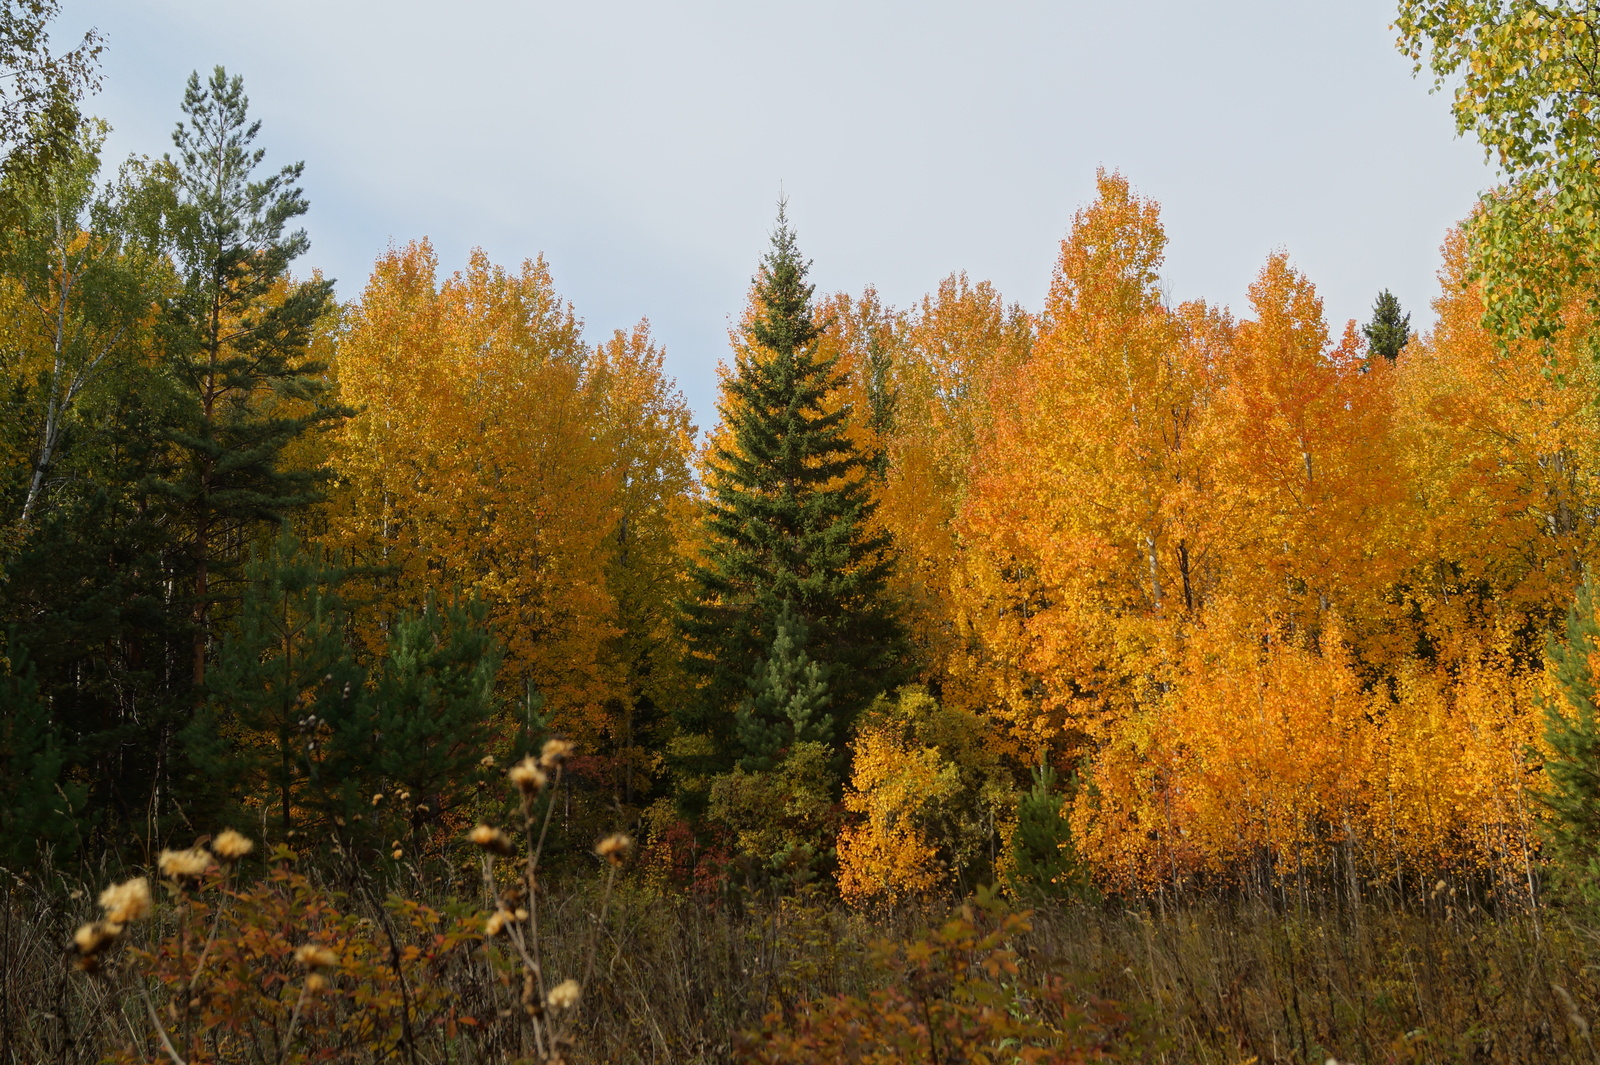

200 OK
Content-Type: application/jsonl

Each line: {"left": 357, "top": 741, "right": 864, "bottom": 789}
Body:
{"left": 738, "top": 888, "right": 1131, "bottom": 1063}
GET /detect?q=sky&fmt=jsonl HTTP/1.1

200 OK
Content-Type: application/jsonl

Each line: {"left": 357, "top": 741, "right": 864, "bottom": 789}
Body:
{"left": 60, "top": 1, "right": 1493, "bottom": 428}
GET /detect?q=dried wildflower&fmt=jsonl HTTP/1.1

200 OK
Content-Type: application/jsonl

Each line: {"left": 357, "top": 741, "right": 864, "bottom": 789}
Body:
{"left": 469, "top": 823, "right": 515, "bottom": 857}
{"left": 294, "top": 944, "right": 338, "bottom": 969}
{"left": 484, "top": 909, "right": 510, "bottom": 937}
{"left": 73, "top": 920, "right": 122, "bottom": 956}
{"left": 546, "top": 978, "right": 581, "bottom": 1010}
{"left": 158, "top": 847, "right": 212, "bottom": 882}
{"left": 479, "top": 754, "right": 496, "bottom": 767}
{"left": 98, "top": 877, "right": 151, "bottom": 924}
{"left": 305, "top": 972, "right": 328, "bottom": 992}
{"left": 210, "top": 829, "right": 254, "bottom": 862}
{"left": 595, "top": 833, "right": 633, "bottom": 866}
{"left": 508, "top": 757, "right": 548, "bottom": 795}
{"left": 539, "top": 738, "right": 575, "bottom": 768}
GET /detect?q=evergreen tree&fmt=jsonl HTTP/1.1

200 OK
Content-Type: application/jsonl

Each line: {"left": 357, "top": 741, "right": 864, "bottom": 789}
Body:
{"left": 0, "top": 126, "right": 191, "bottom": 858}
{"left": 735, "top": 601, "right": 833, "bottom": 771}
{"left": 364, "top": 597, "right": 501, "bottom": 844}
{"left": 201, "top": 532, "right": 502, "bottom": 853}
{"left": 1362, "top": 289, "right": 1411, "bottom": 364}
{"left": 150, "top": 66, "right": 341, "bottom": 689}
{"left": 680, "top": 204, "right": 903, "bottom": 773}
{"left": 196, "top": 529, "right": 365, "bottom": 837}
{"left": 0, "top": 643, "right": 85, "bottom": 868}
{"left": 1535, "top": 583, "right": 1600, "bottom": 910}
{"left": 1007, "top": 763, "right": 1095, "bottom": 902}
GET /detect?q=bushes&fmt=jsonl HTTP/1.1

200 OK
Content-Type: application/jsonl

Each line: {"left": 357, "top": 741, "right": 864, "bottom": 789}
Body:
{"left": 740, "top": 890, "right": 1131, "bottom": 1064}
{"left": 837, "top": 687, "right": 1015, "bottom": 905}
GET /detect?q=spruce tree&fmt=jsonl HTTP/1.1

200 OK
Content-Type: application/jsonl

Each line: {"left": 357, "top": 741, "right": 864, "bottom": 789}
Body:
{"left": 735, "top": 601, "right": 834, "bottom": 772}
{"left": 1535, "top": 583, "right": 1600, "bottom": 910}
{"left": 680, "top": 205, "right": 902, "bottom": 772}
{"left": 1363, "top": 289, "right": 1411, "bottom": 364}
{"left": 150, "top": 67, "right": 341, "bottom": 689}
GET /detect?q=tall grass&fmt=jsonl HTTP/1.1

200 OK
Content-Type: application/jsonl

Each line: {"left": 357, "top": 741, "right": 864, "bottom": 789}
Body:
{"left": 4, "top": 859, "right": 1597, "bottom": 1064}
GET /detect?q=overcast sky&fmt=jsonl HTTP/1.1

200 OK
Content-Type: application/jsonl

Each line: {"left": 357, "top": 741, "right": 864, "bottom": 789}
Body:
{"left": 61, "top": 1, "right": 1492, "bottom": 427}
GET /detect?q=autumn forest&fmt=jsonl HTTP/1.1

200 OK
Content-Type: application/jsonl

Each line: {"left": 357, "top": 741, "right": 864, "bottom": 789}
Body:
{"left": 10, "top": 2, "right": 1600, "bottom": 1063}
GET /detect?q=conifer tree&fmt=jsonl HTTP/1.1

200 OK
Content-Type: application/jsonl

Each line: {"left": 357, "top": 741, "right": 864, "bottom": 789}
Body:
{"left": 1363, "top": 289, "right": 1411, "bottom": 363}
{"left": 680, "top": 204, "right": 902, "bottom": 771}
{"left": 1007, "top": 763, "right": 1095, "bottom": 902}
{"left": 0, "top": 644, "right": 85, "bottom": 868}
{"left": 150, "top": 67, "right": 341, "bottom": 688}
{"left": 195, "top": 529, "right": 364, "bottom": 837}
{"left": 735, "top": 602, "right": 833, "bottom": 772}
{"left": 1536, "top": 583, "right": 1600, "bottom": 910}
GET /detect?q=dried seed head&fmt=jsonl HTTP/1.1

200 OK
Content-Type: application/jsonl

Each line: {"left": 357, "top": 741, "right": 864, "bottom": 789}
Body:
{"left": 98, "top": 878, "right": 151, "bottom": 924}
{"left": 484, "top": 909, "right": 510, "bottom": 937}
{"left": 479, "top": 754, "right": 496, "bottom": 768}
{"left": 158, "top": 847, "right": 212, "bottom": 882}
{"left": 294, "top": 944, "right": 338, "bottom": 970}
{"left": 508, "top": 757, "right": 547, "bottom": 795}
{"left": 73, "top": 920, "right": 122, "bottom": 956}
{"left": 210, "top": 829, "right": 254, "bottom": 863}
{"left": 546, "top": 978, "right": 581, "bottom": 1010}
{"left": 539, "top": 738, "right": 575, "bottom": 769}
{"left": 469, "top": 824, "right": 515, "bottom": 857}
{"left": 595, "top": 833, "right": 633, "bottom": 866}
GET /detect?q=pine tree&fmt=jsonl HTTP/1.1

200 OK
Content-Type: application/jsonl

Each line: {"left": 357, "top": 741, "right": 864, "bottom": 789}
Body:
{"left": 366, "top": 597, "right": 501, "bottom": 844}
{"left": 1362, "top": 289, "right": 1411, "bottom": 364}
{"left": 680, "top": 204, "right": 902, "bottom": 771}
{"left": 195, "top": 529, "right": 365, "bottom": 837}
{"left": 150, "top": 66, "right": 341, "bottom": 689}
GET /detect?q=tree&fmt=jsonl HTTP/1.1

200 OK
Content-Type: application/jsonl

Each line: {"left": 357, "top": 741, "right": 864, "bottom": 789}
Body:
{"left": 1397, "top": 0, "right": 1600, "bottom": 336}
{"left": 0, "top": 643, "right": 85, "bottom": 868}
{"left": 1535, "top": 583, "right": 1600, "bottom": 910}
{"left": 326, "top": 242, "right": 630, "bottom": 747}
{"left": 0, "top": 119, "right": 155, "bottom": 525}
{"left": 362, "top": 596, "right": 501, "bottom": 848}
{"left": 201, "top": 530, "right": 502, "bottom": 854}
{"left": 196, "top": 529, "right": 364, "bottom": 837}
{"left": 150, "top": 66, "right": 340, "bottom": 688}
{"left": 734, "top": 601, "right": 833, "bottom": 772}
{"left": 1008, "top": 763, "right": 1095, "bottom": 902}
{"left": 0, "top": 1, "right": 101, "bottom": 190}
{"left": 680, "top": 203, "right": 902, "bottom": 769}
{"left": 1363, "top": 289, "right": 1411, "bottom": 364}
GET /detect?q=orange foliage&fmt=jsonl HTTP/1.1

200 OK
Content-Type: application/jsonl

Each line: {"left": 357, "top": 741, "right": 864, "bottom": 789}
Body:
{"left": 323, "top": 241, "right": 692, "bottom": 756}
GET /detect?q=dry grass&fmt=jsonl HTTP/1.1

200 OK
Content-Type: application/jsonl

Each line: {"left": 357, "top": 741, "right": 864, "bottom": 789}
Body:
{"left": 4, "top": 862, "right": 1599, "bottom": 1064}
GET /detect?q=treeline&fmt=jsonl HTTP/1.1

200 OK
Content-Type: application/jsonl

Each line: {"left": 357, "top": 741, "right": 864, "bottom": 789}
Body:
{"left": 7, "top": 3, "right": 1600, "bottom": 907}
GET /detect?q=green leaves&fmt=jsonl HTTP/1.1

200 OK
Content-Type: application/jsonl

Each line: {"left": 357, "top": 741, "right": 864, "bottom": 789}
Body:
{"left": 680, "top": 205, "right": 903, "bottom": 774}
{"left": 1397, "top": 0, "right": 1600, "bottom": 337}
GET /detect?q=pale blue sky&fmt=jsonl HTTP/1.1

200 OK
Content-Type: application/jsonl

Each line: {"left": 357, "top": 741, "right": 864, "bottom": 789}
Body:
{"left": 62, "top": 1, "right": 1491, "bottom": 425}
